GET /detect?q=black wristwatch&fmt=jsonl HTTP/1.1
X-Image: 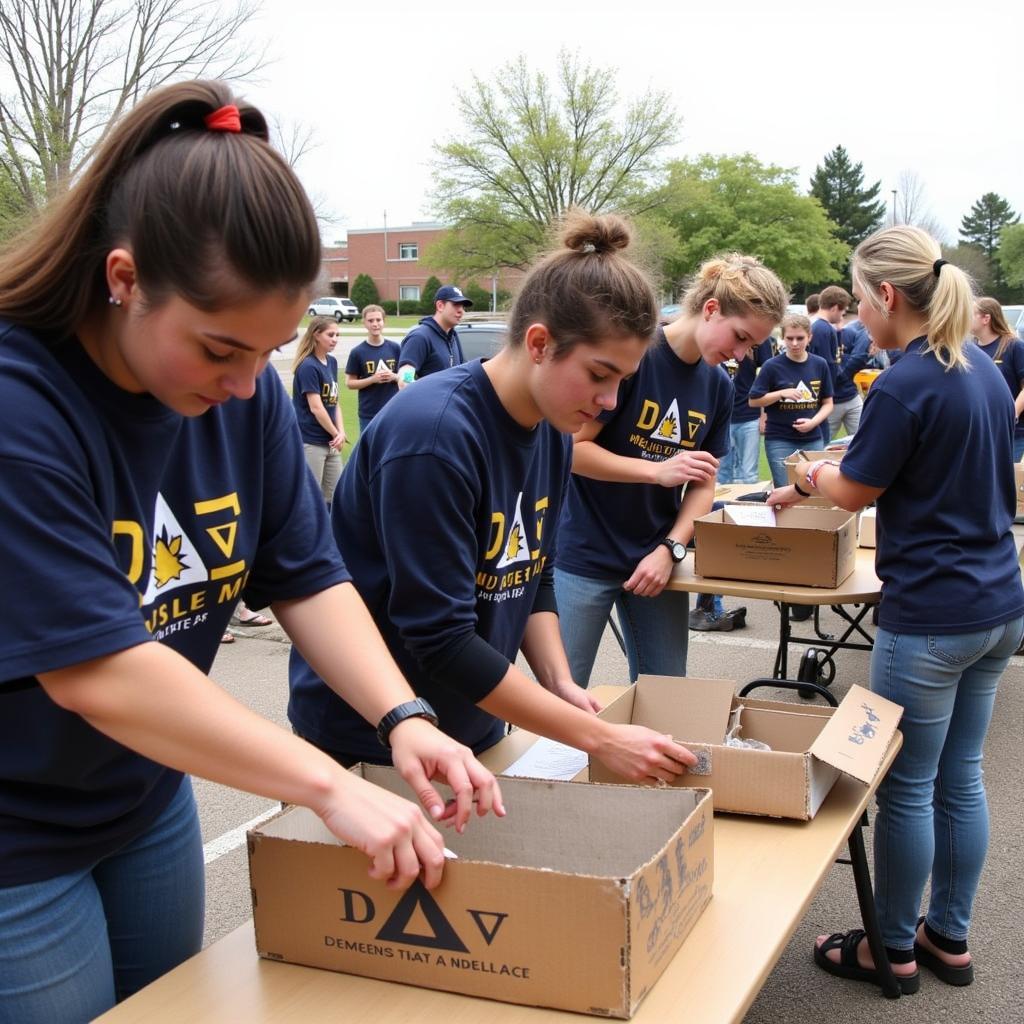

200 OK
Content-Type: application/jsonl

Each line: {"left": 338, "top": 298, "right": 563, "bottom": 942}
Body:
{"left": 376, "top": 698, "right": 439, "bottom": 748}
{"left": 661, "top": 537, "right": 687, "bottom": 563}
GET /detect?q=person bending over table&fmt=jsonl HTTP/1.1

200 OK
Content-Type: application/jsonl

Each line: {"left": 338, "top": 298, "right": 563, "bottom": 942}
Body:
{"left": 288, "top": 210, "right": 697, "bottom": 785}
{"left": 769, "top": 225, "right": 1024, "bottom": 995}
{"left": 0, "top": 81, "right": 503, "bottom": 1024}
{"left": 554, "top": 254, "right": 788, "bottom": 682}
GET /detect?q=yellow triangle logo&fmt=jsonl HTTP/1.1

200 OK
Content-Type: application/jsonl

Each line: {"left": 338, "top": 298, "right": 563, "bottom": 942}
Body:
{"left": 207, "top": 522, "right": 237, "bottom": 559}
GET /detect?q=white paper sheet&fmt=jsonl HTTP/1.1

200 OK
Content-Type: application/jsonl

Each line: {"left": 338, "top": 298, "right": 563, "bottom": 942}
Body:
{"left": 502, "top": 737, "right": 588, "bottom": 781}
{"left": 725, "top": 504, "right": 777, "bottom": 527}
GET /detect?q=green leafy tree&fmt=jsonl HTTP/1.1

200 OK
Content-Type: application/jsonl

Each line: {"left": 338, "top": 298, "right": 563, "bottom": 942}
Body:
{"left": 654, "top": 154, "right": 848, "bottom": 287}
{"left": 350, "top": 274, "right": 380, "bottom": 310}
{"left": 808, "top": 145, "right": 886, "bottom": 251}
{"left": 461, "top": 281, "right": 493, "bottom": 311}
{"left": 940, "top": 243, "right": 991, "bottom": 290}
{"left": 419, "top": 275, "right": 443, "bottom": 316}
{"left": 997, "top": 224, "right": 1024, "bottom": 290}
{"left": 427, "top": 50, "right": 678, "bottom": 276}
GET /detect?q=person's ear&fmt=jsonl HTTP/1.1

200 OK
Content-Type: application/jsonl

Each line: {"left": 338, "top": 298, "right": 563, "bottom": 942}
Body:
{"left": 106, "top": 248, "right": 137, "bottom": 306}
{"left": 523, "top": 323, "right": 553, "bottom": 364}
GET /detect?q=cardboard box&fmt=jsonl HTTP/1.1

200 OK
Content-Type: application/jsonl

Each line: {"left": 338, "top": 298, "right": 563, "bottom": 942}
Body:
{"left": 590, "top": 676, "right": 902, "bottom": 820}
{"left": 248, "top": 765, "right": 713, "bottom": 1019}
{"left": 783, "top": 450, "right": 843, "bottom": 508}
{"left": 694, "top": 504, "right": 857, "bottom": 588}
{"left": 858, "top": 507, "right": 877, "bottom": 548}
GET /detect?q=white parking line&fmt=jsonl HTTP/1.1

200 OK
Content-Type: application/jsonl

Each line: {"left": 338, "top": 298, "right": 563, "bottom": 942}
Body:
{"left": 203, "top": 808, "right": 279, "bottom": 865}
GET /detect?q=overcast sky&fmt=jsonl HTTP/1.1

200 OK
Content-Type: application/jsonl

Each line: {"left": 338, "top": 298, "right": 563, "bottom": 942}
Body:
{"left": 241, "top": 0, "right": 1022, "bottom": 248}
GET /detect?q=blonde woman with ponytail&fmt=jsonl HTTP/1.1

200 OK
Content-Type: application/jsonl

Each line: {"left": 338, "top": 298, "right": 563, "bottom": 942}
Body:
{"left": 770, "top": 226, "right": 1024, "bottom": 995}
{"left": 555, "top": 253, "right": 787, "bottom": 680}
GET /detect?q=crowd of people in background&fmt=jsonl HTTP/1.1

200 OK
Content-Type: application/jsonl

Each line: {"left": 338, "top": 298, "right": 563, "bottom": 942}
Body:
{"left": 2, "top": 76, "right": 1023, "bottom": 1022}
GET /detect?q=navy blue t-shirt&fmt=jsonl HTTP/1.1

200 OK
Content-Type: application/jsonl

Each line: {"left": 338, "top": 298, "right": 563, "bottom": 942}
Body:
{"left": 288, "top": 360, "right": 571, "bottom": 762}
{"left": 723, "top": 339, "right": 774, "bottom": 424}
{"left": 557, "top": 330, "right": 732, "bottom": 580}
{"left": 841, "top": 338, "right": 1024, "bottom": 634}
{"left": 834, "top": 322, "right": 871, "bottom": 403}
{"left": 0, "top": 323, "right": 348, "bottom": 885}
{"left": 399, "top": 317, "right": 464, "bottom": 378}
{"left": 345, "top": 339, "right": 401, "bottom": 421}
{"left": 809, "top": 318, "right": 840, "bottom": 388}
{"left": 291, "top": 354, "right": 339, "bottom": 444}
{"left": 977, "top": 338, "right": 1024, "bottom": 438}
{"left": 748, "top": 352, "right": 834, "bottom": 443}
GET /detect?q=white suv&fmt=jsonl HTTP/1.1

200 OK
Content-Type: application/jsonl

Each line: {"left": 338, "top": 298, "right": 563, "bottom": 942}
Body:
{"left": 308, "top": 297, "right": 358, "bottom": 322}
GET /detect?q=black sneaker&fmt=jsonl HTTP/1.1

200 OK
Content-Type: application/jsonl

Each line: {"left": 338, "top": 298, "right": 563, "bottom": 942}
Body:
{"left": 691, "top": 609, "right": 736, "bottom": 632}
{"left": 790, "top": 605, "right": 813, "bottom": 622}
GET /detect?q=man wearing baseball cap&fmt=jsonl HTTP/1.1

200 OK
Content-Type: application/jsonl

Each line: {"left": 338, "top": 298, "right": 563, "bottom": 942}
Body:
{"left": 396, "top": 285, "right": 472, "bottom": 387}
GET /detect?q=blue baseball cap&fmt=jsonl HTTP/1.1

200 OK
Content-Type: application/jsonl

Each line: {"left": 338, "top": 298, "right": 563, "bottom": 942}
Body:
{"left": 434, "top": 285, "right": 473, "bottom": 307}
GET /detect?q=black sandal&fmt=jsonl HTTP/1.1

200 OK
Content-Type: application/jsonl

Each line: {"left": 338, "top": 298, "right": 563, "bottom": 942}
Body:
{"left": 915, "top": 917, "right": 974, "bottom": 987}
{"left": 814, "top": 929, "right": 920, "bottom": 995}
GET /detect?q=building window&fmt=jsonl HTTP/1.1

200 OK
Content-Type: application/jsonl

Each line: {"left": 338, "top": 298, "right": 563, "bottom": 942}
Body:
{"left": 399, "top": 285, "right": 421, "bottom": 302}
{"left": 398, "top": 242, "right": 418, "bottom": 260}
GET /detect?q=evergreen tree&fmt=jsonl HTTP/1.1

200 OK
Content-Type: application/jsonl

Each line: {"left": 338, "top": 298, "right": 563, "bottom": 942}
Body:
{"left": 350, "top": 274, "right": 380, "bottom": 311}
{"left": 809, "top": 146, "right": 886, "bottom": 249}
{"left": 419, "top": 276, "right": 443, "bottom": 315}
{"left": 960, "top": 193, "right": 1019, "bottom": 260}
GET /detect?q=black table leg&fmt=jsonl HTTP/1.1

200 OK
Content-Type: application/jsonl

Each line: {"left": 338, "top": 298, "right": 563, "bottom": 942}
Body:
{"left": 847, "top": 813, "right": 902, "bottom": 999}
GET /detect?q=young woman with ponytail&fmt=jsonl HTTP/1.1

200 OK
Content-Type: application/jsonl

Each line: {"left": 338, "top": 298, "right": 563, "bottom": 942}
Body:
{"left": 0, "top": 81, "right": 502, "bottom": 1021}
{"left": 555, "top": 253, "right": 787, "bottom": 679}
{"left": 972, "top": 296, "right": 1024, "bottom": 460}
{"left": 769, "top": 226, "right": 1024, "bottom": 994}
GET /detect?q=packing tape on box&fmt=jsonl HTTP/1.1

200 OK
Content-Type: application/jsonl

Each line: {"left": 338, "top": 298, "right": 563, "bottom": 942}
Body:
{"left": 689, "top": 748, "right": 712, "bottom": 776}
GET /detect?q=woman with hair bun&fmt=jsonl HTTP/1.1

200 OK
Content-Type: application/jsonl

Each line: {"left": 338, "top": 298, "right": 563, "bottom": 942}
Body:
{"left": 555, "top": 253, "right": 788, "bottom": 681}
{"left": 769, "top": 226, "right": 1024, "bottom": 994}
{"left": 288, "top": 208, "right": 698, "bottom": 782}
{"left": 972, "top": 296, "right": 1024, "bottom": 461}
{"left": 0, "top": 81, "right": 503, "bottom": 1021}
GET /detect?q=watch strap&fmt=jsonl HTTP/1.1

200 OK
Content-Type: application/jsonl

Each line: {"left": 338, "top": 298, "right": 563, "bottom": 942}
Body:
{"left": 376, "top": 698, "right": 439, "bottom": 748}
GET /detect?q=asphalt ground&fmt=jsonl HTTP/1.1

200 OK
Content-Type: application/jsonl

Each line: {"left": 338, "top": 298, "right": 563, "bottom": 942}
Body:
{"left": 201, "top": 585, "right": 1024, "bottom": 1023}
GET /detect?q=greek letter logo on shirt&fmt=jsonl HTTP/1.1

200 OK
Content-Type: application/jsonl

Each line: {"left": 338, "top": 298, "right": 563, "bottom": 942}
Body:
{"left": 635, "top": 399, "right": 707, "bottom": 451}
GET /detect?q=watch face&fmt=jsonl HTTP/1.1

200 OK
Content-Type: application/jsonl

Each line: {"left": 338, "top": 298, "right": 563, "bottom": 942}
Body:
{"left": 672, "top": 543, "right": 685, "bottom": 561}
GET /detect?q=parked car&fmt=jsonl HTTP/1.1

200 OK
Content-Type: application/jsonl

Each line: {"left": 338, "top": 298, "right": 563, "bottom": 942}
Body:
{"left": 1001, "top": 305, "right": 1024, "bottom": 338}
{"left": 454, "top": 321, "right": 508, "bottom": 361}
{"left": 307, "top": 296, "right": 358, "bottom": 322}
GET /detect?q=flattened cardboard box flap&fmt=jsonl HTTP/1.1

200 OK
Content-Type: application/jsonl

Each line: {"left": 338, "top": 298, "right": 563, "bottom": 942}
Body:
{"left": 809, "top": 684, "right": 902, "bottom": 784}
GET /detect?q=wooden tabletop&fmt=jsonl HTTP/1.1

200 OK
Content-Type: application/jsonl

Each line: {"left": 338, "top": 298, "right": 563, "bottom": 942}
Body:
{"left": 98, "top": 687, "right": 901, "bottom": 1024}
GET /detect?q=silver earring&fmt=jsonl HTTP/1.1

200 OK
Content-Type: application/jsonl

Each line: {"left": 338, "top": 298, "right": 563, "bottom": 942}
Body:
{"left": 108, "top": 295, "right": 123, "bottom": 307}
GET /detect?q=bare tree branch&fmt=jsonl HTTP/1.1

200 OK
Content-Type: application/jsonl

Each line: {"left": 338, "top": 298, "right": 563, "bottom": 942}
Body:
{"left": 0, "top": 0, "right": 265, "bottom": 216}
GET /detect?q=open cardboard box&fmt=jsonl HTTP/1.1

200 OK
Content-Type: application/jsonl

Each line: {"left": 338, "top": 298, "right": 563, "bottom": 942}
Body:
{"left": 694, "top": 504, "right": 857, "bottom": 587}
{"left": 783, "top": 450, "right": 844, "bottom": 508}
{"left": 590, "top": 676, "right": 902, "bottom": 820}
{"left": 248, "top": 765, "right": 713, "bottom": 1019}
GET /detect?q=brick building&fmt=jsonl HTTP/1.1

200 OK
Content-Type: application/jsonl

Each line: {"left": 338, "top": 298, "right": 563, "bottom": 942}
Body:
{"left": 317, "top": 222, "right": 523, "bottom": 311}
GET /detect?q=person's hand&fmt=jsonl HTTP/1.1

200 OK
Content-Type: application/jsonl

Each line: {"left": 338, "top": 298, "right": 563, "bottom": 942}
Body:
{"left": 652, "top": 450, "right": 718, "bottom": 487}
{"left": 765, "top": 484, "right": 802, "bottom": 509}
{"left": 318, "top": 770, "right": 447, "bottom": 890}
{"left": 329, "top": 431, "right": 346, "bottom": 451}
{"left": 542, "top": 676, "right": 602, "bottom": 713}
{"left": 623, "top": 546, "right": 674, "bottom": 597}
{"left": 758, "top": 414, "right": 767, "bottom": 435}
{"left": 387, "top": 717, "right": 505, "bottom": 834}
{"left": 593, "top": 723, "right": 697, "bottom": 782}
{"left": 793, "top": 418, "right": 817, "bottom": 434}
{"left": 779, "top": 388, "right": 805, "bottom": 401}
{"left": 375, "top": 368, "right": 396, "bottom": 383}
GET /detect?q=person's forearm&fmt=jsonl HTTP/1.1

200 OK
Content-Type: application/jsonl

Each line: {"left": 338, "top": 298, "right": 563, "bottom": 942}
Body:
{"left": 346, "top": 375, "right": 375, "bottom": 391}
{"left": 477, "top": 664, "right": 612, "bottom": 752}
{"left": 273, "top": 583, "right": 416, "bottom": 724}
{"left": 748, "top": 393, "right": 776, "bottom": 408}
{"left": 572, "top": 439, "right": 658, "bottom": 484}
{"left": 308, "top": 399, "right": 341, "bottom": 439}
{"left": 39, "top": 643, "right": 346, "bottom": 812}
{"left": 1015, "top": 390, "right": 1024, "bottom": 419}
{"left": 808, "top": 400, "right": 834, "bottom": 429}
{"left": 520, "top": 611, "right": 574, "bottom": 688}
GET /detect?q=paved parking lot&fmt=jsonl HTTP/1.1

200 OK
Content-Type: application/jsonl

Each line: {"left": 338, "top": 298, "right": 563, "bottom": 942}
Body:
{"left": 201, "top": 597, "right": 1024, "bottom": 1022}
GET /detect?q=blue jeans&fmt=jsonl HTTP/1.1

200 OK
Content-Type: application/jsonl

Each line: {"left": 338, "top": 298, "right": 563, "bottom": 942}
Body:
{"left": 718, "top": 420, "right": 761, "bottom": 484}
{"left": 870, "top": 617, "right": 1023, "bottom": 951}
{"left": 358, "top": 414, "right": 374, "bottom": 435}
{"left": 554, "top": 568, "right": 689, "bottom": 687}
{"left": 0, "top": 777, "right": 204, "bottom": 1023}
{"left": 764, "top": 435, "right": 822, "bottom": 488}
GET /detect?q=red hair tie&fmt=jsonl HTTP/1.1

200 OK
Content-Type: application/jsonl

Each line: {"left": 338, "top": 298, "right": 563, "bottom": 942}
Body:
{"left": 204, "top": 105, "right": 242, "bottom": 133}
